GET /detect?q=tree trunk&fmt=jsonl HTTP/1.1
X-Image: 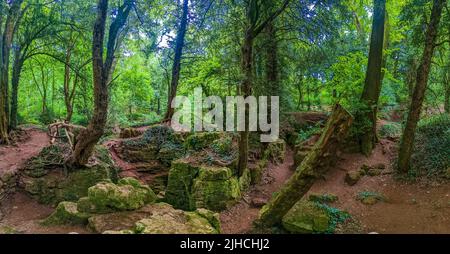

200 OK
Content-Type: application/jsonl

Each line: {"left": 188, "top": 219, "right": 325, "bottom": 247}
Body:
{"left": 398, "top": 0, "right": 446, "bottom": 173}
{"left": 358, "top": 0, "right": 386, "bottom": 156}
{"left": 237, "top": 29, "right": 254, "bottom": 176}
{"left": 165, "top": 0, "right": 189, "bottom": 120}
{"left": 10, "top": 47, "right": 24, "bottom": 129}
{"left": 258, "top": 104, "right": 353, "bottom": 226}
{"left": 0, "top": 0, "right": 24, "bottom": 143}
{"left": 68, "top": 0, "right": 132, "bottom": 166}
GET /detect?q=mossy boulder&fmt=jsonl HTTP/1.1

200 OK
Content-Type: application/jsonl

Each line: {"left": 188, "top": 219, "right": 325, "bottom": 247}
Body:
{"left": 192, "top": 169, "right": 241, "bottom": 211}
{"left": 344, "top": 171, "right": 362, "bottom": 186}
{"left": 211, "top": 136, "right": 233, "bottom": 155}
{"left": 263, "top": 140, "right": 286, "bottom": 164}
{"left": 165, "top": 160, "right": 241, "bottom": 211}
{"left": 20, "top": 146, "right": 117, "bottom": 205}
{"left": 88, "top": 203, "right": 220, "bottom": 234}
{"left": 308, "top": 193, "right": 338, "bottom": 204}
{"left": 165, "top": 159, "right": 200, "bottom": 210}
{"left": 239, "top": 168, "right": 251, "bottom": 192}
{"left": 356, "top": 191, "right": 386, "bottom": 205}
{"left": 43, "top": 201, "right": 90, "bottom": 225}
{"left": 185, "top": 132, "right": 222, "bottom": 151}
{"left": 282, "top": 200, "right": 331, "bottom": 233}
{"left": 86, "top": 178, "right": 156, "bottom": 212}
{"left": 249, "top": 160, "right": 268, "bottom": 185}
{"left": 118, "top": 125, "right": 184, "bottom": 164}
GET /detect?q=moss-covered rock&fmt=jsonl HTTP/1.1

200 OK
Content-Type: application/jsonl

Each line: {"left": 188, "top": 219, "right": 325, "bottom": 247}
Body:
{"left": 249, "top": 160, "right": 268, "bottom": 185}
{"left": 356, "top": 191, "right": 385, "bottom": 205}
{"left": 134, "top": 203, "right": 219, "bottom": 234}
{"left": 282, "top": 200, "right": 331, "bottom": 233}
{"left": 165, "top": 159, "right": 200, "bottom": 210}
{"left": 263, "top": 140, "right": 286, "bottom": 164}
{"left": 185, "top": 132, "right": 221, "bottom": 151}
{"left": 211, "top": 136, "right": 233, "bottom": 155}
{"left": 43, "top": 201, "right": 90, "bottom": 225}
{"left": 19, "top": 144, "right": 117, "bottom": 205}
{"left": 165, "top": 161, "right": 241, "bottom": 211}
{"left": 344, "top": 171, "right": 362, "bottom": 186}
{"left": 88, "top": 203, "right": 219, "bottom": 234}
{"left": 308, "top": 193, "right": 338, "bottom": 204}
{"left": 192, "top": 173, "right": 241, "bottom": 211}
{"left": 86, "top": 179, "right": 156, "bottom": 212}
{"left": 239, "top": 168, "right": 251, "bottom": 192}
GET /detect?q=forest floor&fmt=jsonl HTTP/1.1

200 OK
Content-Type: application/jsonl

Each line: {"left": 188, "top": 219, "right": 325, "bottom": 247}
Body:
{"left": 0, "top": 126, "right": 449, "bottom": 234}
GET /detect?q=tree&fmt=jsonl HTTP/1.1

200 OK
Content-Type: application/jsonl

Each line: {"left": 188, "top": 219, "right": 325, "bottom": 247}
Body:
{"left": 237, "top": 0, "right": 290, "bottom": 176}
{"left": 165, "top": 0, "right": 189, "bottom": 120}
{"left": 358, "top": 0, "right": 386, "bottom": 156}
{"left": 68, "top": 0, "right": 134, "bottom": 166}
{"left": 397, "top": 0, "right": 447, "bottom": 173}
{"left": 0, "top": 0, "right": 24, "bottom": 143}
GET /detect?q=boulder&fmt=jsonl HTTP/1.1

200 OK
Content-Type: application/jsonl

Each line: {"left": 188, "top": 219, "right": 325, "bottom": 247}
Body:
{"left": 88, "top": 203, "right": 220, "bottom": 234}
{"left": 184, "top": 132, "right": 221, "bottom": 151}
{"left": 263, "top": 140, "right": 286, "bottom": 164}
{"left": 308, "top": 193, "right": 338, "bottom": 204}
{"left": 344, "top": 171, "right": 362, "bottom": 186}
{"left": 356, "top": 191, "right": 385, "bottom": 205}
{"left": 86, "top": 178, "right": 156, "bottom": 212}
{"left": 282, "top": 200, "right": 330, "bottom": 233}
{"left": 43, "top": 201, "right": 90, "bottom": 225}
{"left": 19, "top": 145, "right": 117, "bottom": 205}
{"left": 165, "top": 160, "right": 241, "bottom": 211}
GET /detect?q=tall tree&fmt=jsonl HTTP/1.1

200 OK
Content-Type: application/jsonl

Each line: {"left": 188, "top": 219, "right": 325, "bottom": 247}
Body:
{"left": 237, "top": 0, "right": 290, "bottom": 175}
{"left": 68, "top": 0, "right": 134, "bottom": 166}
{"left": 0, "top": 0, "right": 24, "bottom": 143}
{"left": 397, "top": 0, "right": 446, "bottom": 173}
{"left": 358, "top": 0, "right": 386, "bottom": 156}
{"left": 165, "top": 0, "right": 189, "bottom": 120}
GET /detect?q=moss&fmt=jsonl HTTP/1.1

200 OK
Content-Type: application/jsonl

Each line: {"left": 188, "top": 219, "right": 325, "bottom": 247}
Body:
{"left": 86, "top": 179, "right": 156, "bottom": 212}
{"left": 250, "top": 160, "right": 268, "bottom": 185}
{"left": 192, "top": 176, "right": 241, "bottom": 211}
{"left": 282, "top": 200, "right": 331, "bottom": 233}
{"left": 43, "top": 202, "right": 90, "bottom": 226}
{"left": 356, "top": 191, "right": 385, "bottom": 205}
{"left": 185, "top": 132, "right": 221, "bottom": 151}
{"left": 197, "top": 166, "right": 232, "bottom": 181}
{"left": 239, "top": 168, "right": 251, "bottom": 192}
{"left": 211, "top": 136, "right": 233, "bottom": 155}
{"left": 309, "top": 193, "right": 338, "bottom": 204}
{"left": 263, "top": 140, "right": 286, "bottom": 163}
{"left": 165, "top": 159, "right": 200, "bottom": 210}
{"left": 379, "top": 122, "right": 402, "bottom": 140}
{"left": 195, "top": 208, "right": 221, "bottom": 233}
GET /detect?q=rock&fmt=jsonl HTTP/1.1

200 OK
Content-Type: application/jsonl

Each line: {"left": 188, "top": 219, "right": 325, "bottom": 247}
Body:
{"left": 263, "top": 140, "right": 286, "bottom": 164}
{"left": 43, "top": 201, "right": 90, "bottom": 225}
{"left": 165, "top": 159, "right": 200, "bottom": 210}
{"left": 19, "top": 145, "right": 117, "bottom": 205}
{"left": 103, "top": 230, "right": 134, "bottom": 234}
{"left": 238, "top": 168, "right": 251, "bottom": 192}
{"left": 249, "top": 160, "right": 268, "bottom": 185}
{"left": 250, "top": 197, "right": 268, "bottom": 208}
{"left": 166, "top": 160, "right": 241, "bottom": 211}
{"left": 445, "top": 168, "right": 450, "bottom": 179}
{"left": 192, "top": 167, "right": 241, "bottom": 211}
{"left": 282, "top": 200, "right": 330, "bottom": 233}
{"left": 356, "top": 191, "right": 385, "bottom": 205}
{"left": 88, "top": 203, "right": 220, "bottom": 234}
{"left": 345, "top": 171, "right": 362, "bottom": 186}
{"left": 86, "top": 179, "right": 156, "bottom": 212}
{"left": 308, "top": 193, "right": 338, "bottom": 204}
{"left": 184, "top": 132, "right": 221, "bottom": 151}
{"left": 119, "top": 128, "right": 143, "bottom": 139}
{"left": 367, "top": 168, "right": 383, "bottom": 177}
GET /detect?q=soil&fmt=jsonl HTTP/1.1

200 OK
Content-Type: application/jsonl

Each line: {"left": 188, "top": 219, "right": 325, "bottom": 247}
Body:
{"left": 1, "top": 125, "right": 449, "bottom": 234}
{"left": 220, "top": 149, "right": 295, "bottom": 234}
{"left": 0, "top": 128, "right": 49, "bottom": 174}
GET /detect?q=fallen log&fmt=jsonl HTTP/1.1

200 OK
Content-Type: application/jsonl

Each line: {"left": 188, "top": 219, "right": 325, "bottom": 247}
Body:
{"left": 258, "top": 104, "right": 353, "bottom": 227}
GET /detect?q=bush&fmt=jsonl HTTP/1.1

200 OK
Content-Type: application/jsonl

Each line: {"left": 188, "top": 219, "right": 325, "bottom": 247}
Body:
{"left": 379, "top": 122, "right": 402, "bottom": 140}
{"left": 411, "top": 114, "right": 450, "bottom": 177}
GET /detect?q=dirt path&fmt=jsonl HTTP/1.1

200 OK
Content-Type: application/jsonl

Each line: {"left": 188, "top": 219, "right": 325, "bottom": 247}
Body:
{"left": 308, "top": 139, "right": 450, "bottom": 234}
{"left": 220, "top": 149, "right": 295, "bottom": 234}
{"left": 0, "top": 128, "right": 49, "bottom": 173}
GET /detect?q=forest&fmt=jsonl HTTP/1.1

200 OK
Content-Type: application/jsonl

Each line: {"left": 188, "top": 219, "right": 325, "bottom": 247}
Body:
{"left": 0, "top": 0, "right": 449, "bottom": 235}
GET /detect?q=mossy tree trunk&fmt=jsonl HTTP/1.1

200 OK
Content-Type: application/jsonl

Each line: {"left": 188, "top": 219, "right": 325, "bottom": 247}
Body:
{"left": 397, "top": 0, "right": 446, "bottom": 173}
{"left": 358, "top": 0, "right": 386, "bottom": 156}
{"left": 258, "top": 104, "right": 353, "bottom": 227}
{"left": 68, "top": 0, "right": 133, "bottom": 166}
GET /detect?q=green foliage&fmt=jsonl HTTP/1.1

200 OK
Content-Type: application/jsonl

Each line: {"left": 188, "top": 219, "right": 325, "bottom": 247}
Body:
{"left": 411, "top": 114, "right": 450, "bottom": 177}
{"left": 379, "top": 122, "right": 403, "bottom": 139}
